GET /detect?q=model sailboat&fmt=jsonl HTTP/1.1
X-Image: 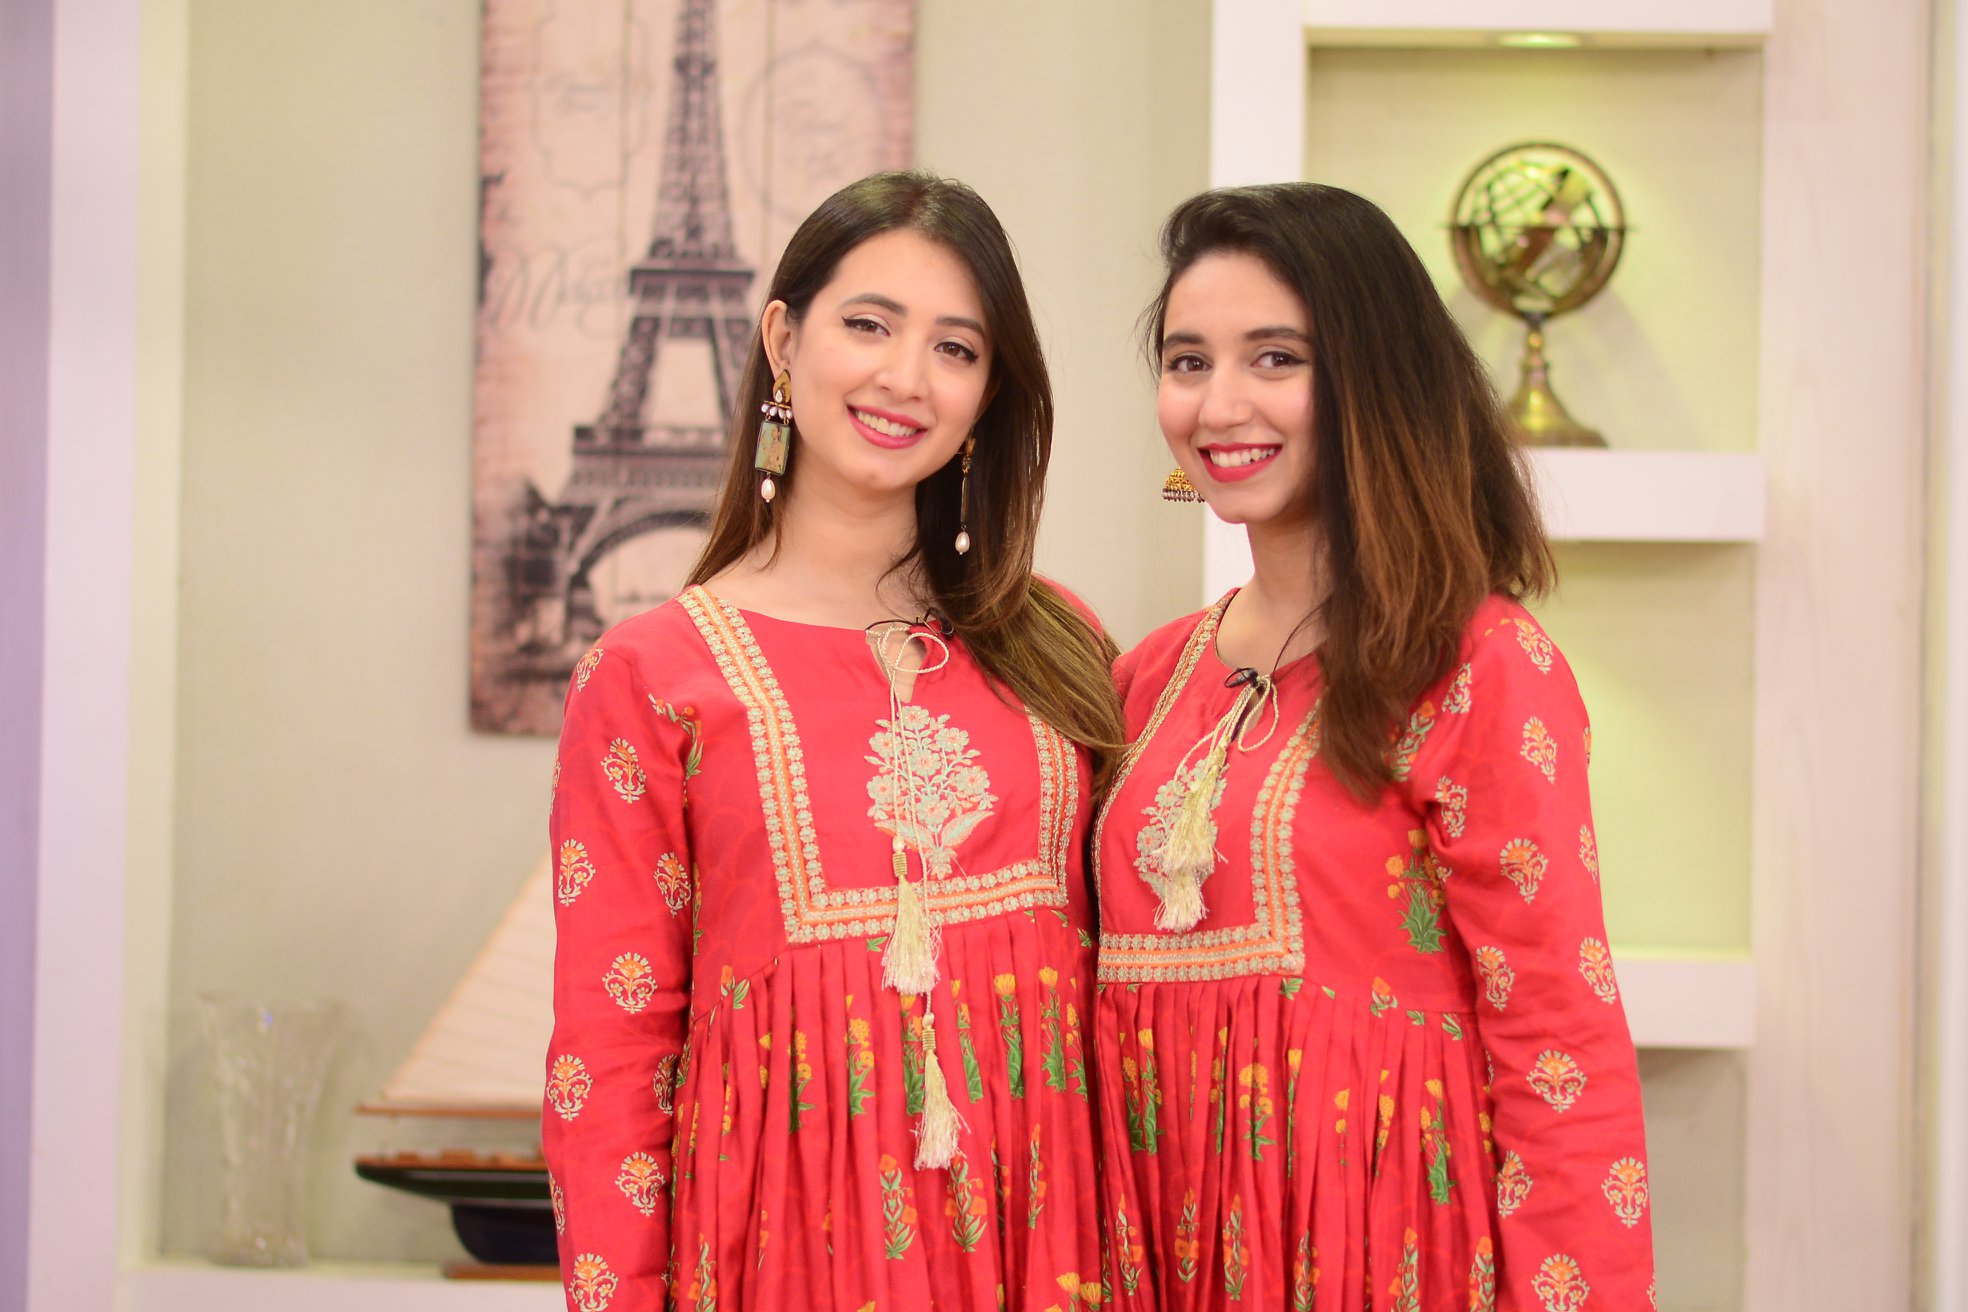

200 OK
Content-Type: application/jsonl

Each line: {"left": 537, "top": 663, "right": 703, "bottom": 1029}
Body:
{"left": 354, "top": 854, "right": 558, "bottom": 1274}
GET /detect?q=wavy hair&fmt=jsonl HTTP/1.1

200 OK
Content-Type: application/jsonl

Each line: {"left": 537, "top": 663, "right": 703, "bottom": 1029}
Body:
{"left": 1147, "top": 183, "right": 1555, "bottom": 796}
{"left": 689, "top": 171, "right": 1123, "bottom": 779}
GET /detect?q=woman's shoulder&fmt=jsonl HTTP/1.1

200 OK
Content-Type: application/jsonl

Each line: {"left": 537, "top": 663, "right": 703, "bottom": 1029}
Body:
{"left": 1453, "top": 593, "right": 1566, "bottom": 671}
{"left": 574, "top": 591, "right": 715, "bottom": 686}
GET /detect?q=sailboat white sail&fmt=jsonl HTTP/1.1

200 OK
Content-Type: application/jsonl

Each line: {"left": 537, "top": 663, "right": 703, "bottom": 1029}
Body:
{"left": 363, "top": 853, "right": 553, "bottom": 1117}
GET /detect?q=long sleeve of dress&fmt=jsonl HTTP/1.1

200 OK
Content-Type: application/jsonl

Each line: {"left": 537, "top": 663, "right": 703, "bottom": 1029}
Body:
{"left": 1407, "top": 611, "right": 1655, "bottom": 1310}
{"left": 544, "top": 644, "right": 697, "bottom": 1311}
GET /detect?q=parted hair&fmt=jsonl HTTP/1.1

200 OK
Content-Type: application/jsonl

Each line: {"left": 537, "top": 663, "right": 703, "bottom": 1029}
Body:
{"left": 689, "top": 171, "right": 1124, "bottom": 781}
{"left": 1147, "top": 183, "right": 1555, "bottom": 797}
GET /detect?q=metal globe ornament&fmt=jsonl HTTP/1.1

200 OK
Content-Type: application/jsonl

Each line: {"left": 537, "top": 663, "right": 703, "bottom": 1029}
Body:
{"left": 1450, "top": 142, "right": 1627, "bottom": 447}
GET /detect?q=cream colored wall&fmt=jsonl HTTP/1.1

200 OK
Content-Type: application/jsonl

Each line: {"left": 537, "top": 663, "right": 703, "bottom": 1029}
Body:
{"left": 160, "top": 0, "right": 1205, "bottom": 1262}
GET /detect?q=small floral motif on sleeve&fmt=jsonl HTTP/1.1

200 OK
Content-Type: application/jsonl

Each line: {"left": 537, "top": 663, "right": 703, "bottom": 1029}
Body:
{"left": 616, "top": 1151, "right": 665, "bottom": 1216}
{"left": 1603, "top": 1156, "right": 1650, "bottom": 1227}
{"left": 1533, "top": 1254, "right": 1591, "bottom": 1312}
{"left": 1389, "top": 701, "right": 1438, "bottom": 782}
{"left": 1578, "top": 938, "right": 1619, "bottom": 1004}
{"left": 1511, "top": 618, "right": 1554, "bottom": 673}
{"left": 1528, "top": 1050, "right": 1587, "bottom": 1113}
{"left": 1495, "top": 1149, "right": 1533, "bottom": 1217}
{"left": 1474, "top": 945, "right": 1515, "bottom": 1010}
{"left": 1499, "top": 838, "right": 1548, "bottom": 902}
{"left": 1434, "top": 776, "right": 1468, "bottom": 838}
{"left": 1583, "top": 723, "right": 1593, "bottom": 768}
{"left": 1521, "top": 716, "right": 1558, "bottom": 782}
{"left": 653, "top": 852, "right": 691, "bottom": 914}
{"left": 568, "top": 1251, "right": 618, "bottom": 1311}
{"left": 550, "top": 1169, "right": 565, "bottom": 1234}
{"left": 572, "top": 645, "right": 604, "bottom": 691}
{"left": 601, "top": 738, "right": 645, "bottom": 803}
{"left": 1443, "top": 662, "right": 1473, "bottom": 713}
{"left": 557, "top": 839, "right": 596, "bottom": 906}
{"left": 547, "top": 1054, "right": 593, "bottom": 1120}
{"left": 603, "top": 952, "right": 657, "bottom": 1013}
{"left": 1579, "top": 825, "right": 1600, "bottom": 882}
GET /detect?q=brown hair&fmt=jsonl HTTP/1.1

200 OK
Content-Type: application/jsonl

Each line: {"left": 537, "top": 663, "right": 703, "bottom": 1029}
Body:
{"left": 689, "top": 171, "right": 1123, "bottom": 779}
{"left": 1147, "top": 183, "right": 1555, "bottom": 796}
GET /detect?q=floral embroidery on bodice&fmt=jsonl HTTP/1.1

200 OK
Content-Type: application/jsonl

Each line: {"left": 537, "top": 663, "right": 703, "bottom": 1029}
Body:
{"left": 866, "top": 704, "right": 998, "bottom": 878}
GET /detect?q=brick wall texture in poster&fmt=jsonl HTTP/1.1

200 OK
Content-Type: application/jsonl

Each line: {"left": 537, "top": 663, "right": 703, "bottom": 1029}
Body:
{"left": 470, "top": 0, "right": 914, "bottom": 733}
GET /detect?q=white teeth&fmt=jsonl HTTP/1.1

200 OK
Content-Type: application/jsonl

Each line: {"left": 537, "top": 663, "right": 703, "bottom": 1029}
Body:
{"left": 1205, "top": 447, "right": 1279, "bottom": 468}
{"left": 854, "top": 409, "right": 921, "bottom": 439}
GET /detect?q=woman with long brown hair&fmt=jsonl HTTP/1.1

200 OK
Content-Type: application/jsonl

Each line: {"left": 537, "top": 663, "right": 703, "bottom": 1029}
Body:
{"left": 543, "top": 171, "right": 1121, "bottom": 1311}
{"left": 1094, "top": 184, "right": 1654, "bottom": 1311}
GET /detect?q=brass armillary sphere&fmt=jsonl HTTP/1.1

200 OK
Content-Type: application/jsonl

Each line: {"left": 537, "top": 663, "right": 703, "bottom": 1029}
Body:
{"left": 1450, "top": 142, "right": 1626, "bottom": 447}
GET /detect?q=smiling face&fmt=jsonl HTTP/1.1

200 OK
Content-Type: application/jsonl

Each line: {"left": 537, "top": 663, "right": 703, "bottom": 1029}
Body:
{"left": 1157, "top": 250, "right": 1318, "bottom": 532}
{"left": 763, "top": 228, "right": 993, "bottom": 507}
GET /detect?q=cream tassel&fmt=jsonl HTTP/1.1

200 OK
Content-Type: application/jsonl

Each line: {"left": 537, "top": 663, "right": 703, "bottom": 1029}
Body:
{"left": 882, "top": 841, "right": 939, "bottom": 993}
{"left": 1150, "top": 674, "right": 1276, "bottom": 931}
{"left": 913, "top": 1012, "right": 963, "bottom": 1169}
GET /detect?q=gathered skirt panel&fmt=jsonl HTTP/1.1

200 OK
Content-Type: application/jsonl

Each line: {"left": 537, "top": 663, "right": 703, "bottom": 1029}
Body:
{"left": 1097, "top": 975, "right": 1500, "bottom": 1312}
{"left": 670, "top": 913, "right": 1104, "bottom": 1312}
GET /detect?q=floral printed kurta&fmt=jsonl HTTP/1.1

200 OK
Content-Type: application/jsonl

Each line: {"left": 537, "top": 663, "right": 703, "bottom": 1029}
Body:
{"left": 544, "top": 585, "right": 1104, "bottom": 1312}
{"left": 1093, "top": 594, "right": 1654, "bottom": 1312}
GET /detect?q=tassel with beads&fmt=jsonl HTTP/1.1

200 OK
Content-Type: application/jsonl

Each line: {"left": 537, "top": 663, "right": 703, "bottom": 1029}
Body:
{"left": 913, "top": 1016, "right": 963, "bottom": 1169}
{"left": 1149, "top": 673, "right": 1276, "bottom": 931}
{"left": 882, "top": 841, "right": 939, "bottom": 993}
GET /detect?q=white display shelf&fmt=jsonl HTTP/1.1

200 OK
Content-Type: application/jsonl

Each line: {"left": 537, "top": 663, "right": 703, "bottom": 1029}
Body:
{"left": 1617, "top": 948, "right": 1756, "bottom": 1050}
{"left": 1529, "top": 449, "right": 1767, "bottom": 544}
{"left": 1301, "top": 0, "right": 1772, "bottom": 47}
{"left": 125, "top": 1261, "right": 560, "bottom": 1311}
{"left": 1202, "top": 449, "right": 1766, "bottom": 598}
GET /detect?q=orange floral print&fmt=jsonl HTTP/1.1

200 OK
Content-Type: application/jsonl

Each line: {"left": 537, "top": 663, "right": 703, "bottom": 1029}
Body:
{"left": 1468, "top": 1236, "right": 1496, "bottom": 1312}
{"left": 1435, "top": 775, "right": 1468, "bottom": 838}
{"left": 1389, "top": 701, "right": 1438, "bottom": 782}
{"left": 1442, "top": 662, "right": 1473, "bottom": 714}
{"left": 1521, "top": 716, "right": 1558, "bottom": 782}
{"left": 557, "top": 839, "right": 596, "bottom": 906}
{"left": 572, "top": 644, "right": 603, "bottom": 691}
{"left": 1495, "top": 1149, "right": 1533, "bottom": 1217}
{"left": 603, "top": 952, "right": 657, "bottom": 1014}
{"left": 616, "top": 1151, "right": 664, "bottom": 1216}
{"left": 568, "top": 1251, "right": 617, "bottom": 1311}
{"left": 1578, "top": 938, "right": 1619, "bottom": 1004}
{"left": 547, "top": 1054, "right": 592, "bottom": 1120}
{"left": 1512, "top": 618, "right": 1554, "bottom": 673}
{"left": 1533, "top": 1254, "right": 1590, "bottom": 1312}
{"left": 1579, "top": 824, "right": 1599, "bottom": 882}
{"left": 653, "top": 852, "right": 690, "bottom": 914}
{"left": 601, "top": 738, "right": 645, "bottom": 803}
{"left": 1602, "top": 1156, "right": 1649, "bottom": 1228}
{"left": 1474, "top": 944, "right": 1515, "bottom": 1010}
{"left": 1500, "top": 838, "right": 1548, "bottom": 903}
{"left": 1528, "top": 1049, "right": 1587, "bottom": 1113}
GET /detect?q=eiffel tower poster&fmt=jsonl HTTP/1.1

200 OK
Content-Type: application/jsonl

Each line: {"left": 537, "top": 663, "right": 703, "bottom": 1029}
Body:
{"left": 470, "top": 0, "right": 916, "bottom": 733}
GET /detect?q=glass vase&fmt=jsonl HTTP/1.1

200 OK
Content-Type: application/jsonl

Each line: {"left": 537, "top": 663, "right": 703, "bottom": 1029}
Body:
{"left": 198, "top": 993, "right": 341, "bottom": 1267}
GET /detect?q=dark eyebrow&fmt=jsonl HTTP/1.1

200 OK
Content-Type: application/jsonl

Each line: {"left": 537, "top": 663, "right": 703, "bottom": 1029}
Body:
{"left": 1245, "top": 326, "right": 1311, "bottom": 345}
{"left": 1161, "top": 330, "right": 1204, "bottom": 350}
{"left": 842, "top": 292, "right": 986, "bottom": 339}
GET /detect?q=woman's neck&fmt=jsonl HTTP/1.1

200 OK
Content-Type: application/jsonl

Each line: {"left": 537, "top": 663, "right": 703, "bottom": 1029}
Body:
{"left": 1219, "top": 516, "right": 1328, "bottom": 672}
{"left": 711, "top": 476, "right": 929, "bottom": 625}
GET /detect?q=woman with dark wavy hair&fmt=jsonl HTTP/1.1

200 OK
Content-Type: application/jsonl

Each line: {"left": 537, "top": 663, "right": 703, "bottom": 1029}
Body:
{"left": 544, "top": 171, "right": 1121, "bottom": 1311}
{"left": 1092, "top": 183, "right": 1654, "bottom": 1311}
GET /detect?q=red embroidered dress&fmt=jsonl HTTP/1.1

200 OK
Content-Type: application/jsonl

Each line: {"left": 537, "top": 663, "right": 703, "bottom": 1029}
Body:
{"left": 1093, "top": 594, "right": 1655, "bottom": 1312}
{"left": 544, "top": 585, "right": 1103, "bottom": 1312}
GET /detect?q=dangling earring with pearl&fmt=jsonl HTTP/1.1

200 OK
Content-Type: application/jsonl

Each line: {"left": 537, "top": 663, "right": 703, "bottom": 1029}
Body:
{"left": 756, "top": 370, "right": 792, "bottom": 502}
{"left": 954, "top": 434, "right": 976, "bottom": 555}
